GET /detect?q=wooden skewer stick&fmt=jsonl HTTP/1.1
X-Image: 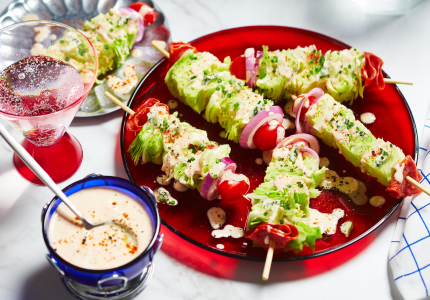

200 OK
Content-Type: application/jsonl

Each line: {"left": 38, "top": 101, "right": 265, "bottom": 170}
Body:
{"left": 406, "top": 176, "right": 430, "bottom": 196}
{"left": 151, "top": 40, "right": 170, "bottom": 58}
{"left": 104, "top": 92, "right": 135, "bottom": 115}
{"left": 383, "top": 79, "right": 413, "bottom": 85}
{"left": 150, "top": 42, "right": 413, "bottom": 86}
{"left": 262, "top": 240, "right": 276, "bottom": 281}
{"left": 150, "top": 42, "right": 415, "bottom": 87}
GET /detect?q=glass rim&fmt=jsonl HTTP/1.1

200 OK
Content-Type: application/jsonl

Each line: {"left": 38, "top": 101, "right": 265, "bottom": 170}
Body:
{"left": 0, "top": 20, "right": 99, "bottom": 120}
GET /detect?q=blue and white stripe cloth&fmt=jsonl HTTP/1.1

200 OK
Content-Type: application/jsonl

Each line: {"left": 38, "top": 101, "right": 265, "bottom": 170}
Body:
{"left": 389, "top": 118, "right": 430, "bottom": 299}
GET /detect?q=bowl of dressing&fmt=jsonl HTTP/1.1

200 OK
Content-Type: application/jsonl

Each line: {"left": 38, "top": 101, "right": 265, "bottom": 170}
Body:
{"left": 41, "top": 174, "right": 163, "bottom": 300}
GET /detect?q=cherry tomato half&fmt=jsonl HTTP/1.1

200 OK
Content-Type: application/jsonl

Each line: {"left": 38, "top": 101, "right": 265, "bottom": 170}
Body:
{"left": 129, "top": 2, "right": 155, "bottom": 27}
{"left": 298, "top": 95, "right": 316, "bottom": 121}
{"left": 253, "top": 120, "right": 285, "bottom": 151}
{"left": 217, "top": 177, "right": 249, "bottom": 201}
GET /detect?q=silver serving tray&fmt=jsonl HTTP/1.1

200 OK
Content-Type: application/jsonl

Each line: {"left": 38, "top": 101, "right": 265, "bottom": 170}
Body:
{"left": 0, "top": 0, "right": 171, "bottom": 117}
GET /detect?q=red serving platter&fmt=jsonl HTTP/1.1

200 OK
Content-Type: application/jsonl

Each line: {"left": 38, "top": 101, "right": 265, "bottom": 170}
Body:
{"left": 120, "top": 26, "right": 417, "bottom": 261}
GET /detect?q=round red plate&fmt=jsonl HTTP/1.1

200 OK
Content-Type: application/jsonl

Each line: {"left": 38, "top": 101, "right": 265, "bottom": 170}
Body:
{"left": 120, "top": 26, "right": 417, "bottom": 261}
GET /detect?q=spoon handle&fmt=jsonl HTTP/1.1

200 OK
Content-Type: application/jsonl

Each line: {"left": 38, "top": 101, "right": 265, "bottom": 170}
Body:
{"left": 0, "top": 123, "right": 88, "bottom": 225}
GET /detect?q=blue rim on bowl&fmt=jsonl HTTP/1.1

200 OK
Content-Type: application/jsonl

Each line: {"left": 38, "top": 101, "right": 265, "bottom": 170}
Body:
{"left": 41, "top": 174, "right": 162, "bottom": 284}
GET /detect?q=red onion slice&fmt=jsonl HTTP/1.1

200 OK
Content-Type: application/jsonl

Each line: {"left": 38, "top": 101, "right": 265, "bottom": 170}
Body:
{"left": 263, "top": 150, "right": 273, "bottom": 165}
{"left": 299, "top": 147, "right": 319, "bottom": 162}
{"left": 295, "top": 96, "right": 307, "bottom": 133}
{"left": 118, "top": 7, "right": 145, "bottom": 42}
{"left": 306, "top": 88, "right": 325, "bottom": 112}
{"left": 200, "top": 157, "right": 237, "bottom": 201}
{"left": 292, "top": 96, "right": 304, "bottom": 118}
{"left": 239, "top": 106, "right": 284, "bottom": 149}
{"left": 295, "top": 88, "right": 325, "bottom": 133}
{"left": 245, "top": 48, "right": 256, "bottom": 89}
{"left": 200, "top": 173, "right": 218, "bottom": 201}
{"left": 255, "top": 50, "right": 264, "bottom": 66}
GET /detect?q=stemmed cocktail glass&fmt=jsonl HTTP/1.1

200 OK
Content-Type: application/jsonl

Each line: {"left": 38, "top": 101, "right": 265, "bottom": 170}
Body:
{"left": 0, "top": 21, "right": 98, "bottom": 184}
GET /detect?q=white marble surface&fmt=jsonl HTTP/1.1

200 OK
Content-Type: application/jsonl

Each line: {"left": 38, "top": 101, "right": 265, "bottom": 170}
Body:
{"left": 0, "top": 0, "right": 429, "bottom": 299}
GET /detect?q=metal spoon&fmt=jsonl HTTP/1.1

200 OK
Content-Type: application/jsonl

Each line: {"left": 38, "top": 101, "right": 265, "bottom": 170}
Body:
{"left": 0, "top": 123, "right": 103, "bottom": 231}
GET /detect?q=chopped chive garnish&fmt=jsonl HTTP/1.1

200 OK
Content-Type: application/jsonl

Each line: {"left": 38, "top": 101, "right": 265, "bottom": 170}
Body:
{"left": 190, "top": 75, "right": 197, "bottom": 80}
{"left": 233, "top": 102, "right": 240, "bottom": 111}
{"left": 263, "top": 212, "right": 268, "bottom": 216}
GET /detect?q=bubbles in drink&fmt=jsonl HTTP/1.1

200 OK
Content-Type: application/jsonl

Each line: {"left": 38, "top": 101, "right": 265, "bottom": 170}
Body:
{"left": 0, "top": 56, "right": 85, "bottom": 117}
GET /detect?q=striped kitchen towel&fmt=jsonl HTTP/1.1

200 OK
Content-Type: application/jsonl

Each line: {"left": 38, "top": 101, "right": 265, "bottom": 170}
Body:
{"left": 389, "top": 115, "right": 430, "bottom": 300}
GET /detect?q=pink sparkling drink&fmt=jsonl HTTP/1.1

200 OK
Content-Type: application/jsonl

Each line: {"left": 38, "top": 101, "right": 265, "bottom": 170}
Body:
{"left": 0, "top": 56, "right": 85, "bottom": 147}
{"left": 0, "top": 21, "right": 98, "bottom": 184}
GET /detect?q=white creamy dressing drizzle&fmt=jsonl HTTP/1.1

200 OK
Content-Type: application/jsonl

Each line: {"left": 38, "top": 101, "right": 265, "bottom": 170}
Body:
{"left": 207, "top": 207, "right": 226, "bottom": 229}
{"left": 209, "top": 162, "right": 226, "bottom": 178}
{"left": 174, "top": 180, "right": 188, "bottom": 192}
{"left": 131, "top": 48, "right": 142, "bottom": 58}
{"left": 49, "top": 187, "right": 153, "bottom": 270}
{"left": 360, "top": 112, "right": 376, "bottom": 125}
{"left": 255, "top": 158, "right": 263, "bottom": 165}
{"left": 106, "top": 63, "right": 139, "bottom": 95}
{"left": 369, "top": 196, "right": 385, "bottom": 207}
{"left": 219, "top": 169, "right": 249, "bottom": 185}
{"left": 212, "top": 225, "right": 244, "bottom": 238}
{"left": 30, "top": 43, "right": 44, "bottom": 56}
{"left": 319, "top": 157, "right": 330, "bottom": 168}
{"left": 282, "top": 118, "right": 296, "bottom": 130}
{"left": 22, "top": 13, "right": 39, "bottom": 22}
{"left": 394, "top": 163, "right": 405, "bottom": 183}
{"left": 34, "top": 26, "right": 50, "bottom": 43}
{"left": 274, "top": 174, "right": 292, "bottom": 190}
{"left": 319, "top": 170, "right": 368, "bottom": 205}
{"left": 302, "top": 208, "right": 344, "bottom": 235}
{"left": 268, "top": 119, "right": 278, "bottom": 126}
{"left": 263, "top": 150, "right": 273, "bottom": 165}
{"left": 167, "top": 100, "right": 178, "bottom": 110}
{"left": 216, "top": 244, "right": 225, "bottom": 249}
{"left": 184, "top": 153, "right": 203, "bottom": 178}
{"left": 153, "top": 188, "right": 178, "bottom": 206}
{"left": 156, "top": 174, "right": 171, "bottom": 186}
